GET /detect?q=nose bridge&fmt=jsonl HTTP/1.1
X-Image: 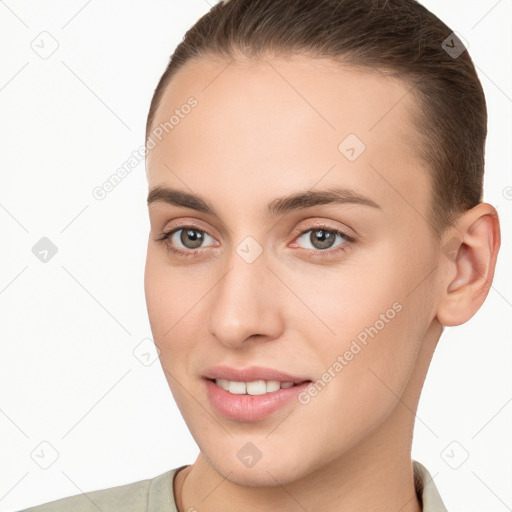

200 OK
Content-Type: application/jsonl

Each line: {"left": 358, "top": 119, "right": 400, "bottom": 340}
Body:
{"left": 207, "top": 237, "right": 282, "bottom": 347}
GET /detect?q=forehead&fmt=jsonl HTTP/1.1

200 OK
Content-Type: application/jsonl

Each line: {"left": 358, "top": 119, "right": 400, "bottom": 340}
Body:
{"left": 146, "top": 55, "right": 430, "bottom": 224}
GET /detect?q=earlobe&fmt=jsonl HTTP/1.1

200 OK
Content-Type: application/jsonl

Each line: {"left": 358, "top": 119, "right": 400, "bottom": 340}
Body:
{"left": 436, "top": 203, "right": 501, "bottom": 327}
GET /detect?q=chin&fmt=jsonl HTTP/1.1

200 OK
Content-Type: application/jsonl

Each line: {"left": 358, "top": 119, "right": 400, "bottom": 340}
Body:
{"left": 221, "top": 464, "right": 302, "bottom": 488}
{"left": 202, "top": 446, "right": 312, "bottom": 488}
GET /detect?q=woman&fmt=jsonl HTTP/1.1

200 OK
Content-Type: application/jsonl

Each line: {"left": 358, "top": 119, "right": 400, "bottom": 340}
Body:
{"left": 21, "top": 0, "right": 501, "bottom": 510}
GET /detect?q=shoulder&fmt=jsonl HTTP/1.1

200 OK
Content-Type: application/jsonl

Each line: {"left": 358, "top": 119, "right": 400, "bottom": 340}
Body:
{"left": 413, "top": 460, "right": 448, "bottom": 512}
{"left": 18, "top": 468, "right": 180, "bottom": 512}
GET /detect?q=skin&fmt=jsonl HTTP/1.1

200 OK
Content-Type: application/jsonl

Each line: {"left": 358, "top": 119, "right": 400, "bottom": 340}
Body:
{"left": 144, "top": 54, "right": 500, "bottom": 512}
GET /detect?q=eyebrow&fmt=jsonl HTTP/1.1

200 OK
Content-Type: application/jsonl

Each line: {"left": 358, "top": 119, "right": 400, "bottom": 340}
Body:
{"left": 147, "top": 185, "right": 381, "bottom": 217}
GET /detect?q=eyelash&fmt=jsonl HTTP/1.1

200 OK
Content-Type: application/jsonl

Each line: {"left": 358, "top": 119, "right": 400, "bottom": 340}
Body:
{"left": 156, "top": 224, "right": 355, "bottom": 259}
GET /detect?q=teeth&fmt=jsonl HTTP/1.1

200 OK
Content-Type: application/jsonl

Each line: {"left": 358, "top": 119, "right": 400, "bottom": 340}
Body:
{"left": 246, "top": 381, "right": 265, "bottom": 395}
{"left": 265, "top": 380, "right": 281, "bottom": 393}
{"left": 216, "top": 378, "right": 230, "bottom": 391}
{"left": 214, "top": 379, "right": 297, "bottom": 394}
{"left": 229, "top": 381, "right": 246, "bottom": 394}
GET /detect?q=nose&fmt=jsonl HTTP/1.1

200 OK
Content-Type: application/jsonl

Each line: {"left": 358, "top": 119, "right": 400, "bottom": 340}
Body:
{"left": 207, "top": 247, "right": 284, "bottom": 349}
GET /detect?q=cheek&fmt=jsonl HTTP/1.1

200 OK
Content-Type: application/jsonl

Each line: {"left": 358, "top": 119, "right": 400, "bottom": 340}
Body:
{"left": 144, "top": 246, "right": 203, "bottom": 338}
{"left": 144, "top": 250, "right": 170, "bottom": 339}
{"left": 144, "top": 248, "right": 214, "bottom": 388}
{"left": 291, "top": 240, "right": 431, "bottom": 385}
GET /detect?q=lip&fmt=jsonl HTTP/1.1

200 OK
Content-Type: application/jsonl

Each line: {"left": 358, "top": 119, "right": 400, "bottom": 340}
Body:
{"left": 202, "top": 365, "right": 312, "bottom": 422}
{"left": 204, "top": 378, "right": 312, "bottom": 422}
{"left": 202, "top": 365, "right": 310, "bottom": 383}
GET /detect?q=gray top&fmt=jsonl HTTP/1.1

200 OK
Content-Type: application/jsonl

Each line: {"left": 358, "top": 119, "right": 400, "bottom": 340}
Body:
{"left": 20, "top": 460, "right": 447, "bottom": 511}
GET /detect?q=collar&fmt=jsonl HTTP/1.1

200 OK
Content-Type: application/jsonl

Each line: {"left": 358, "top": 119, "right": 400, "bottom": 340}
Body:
{"left": 147, "top": 461, "right": 448, "bottom": 512}
{"left": 413, "top": 460, "right": 448, "bottom": 511}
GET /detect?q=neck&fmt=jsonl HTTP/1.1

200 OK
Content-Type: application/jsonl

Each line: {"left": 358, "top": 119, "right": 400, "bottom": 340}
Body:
{"left": 175, "top": 321, "right": 442, "bottom": 512}
{"left": 177, "top": 429, "right": 421, "bottom": 512}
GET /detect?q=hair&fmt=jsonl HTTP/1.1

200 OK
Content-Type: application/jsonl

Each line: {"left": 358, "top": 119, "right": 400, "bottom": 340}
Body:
{"left": 145, "top": 0, "right": 487, "bottom": 239}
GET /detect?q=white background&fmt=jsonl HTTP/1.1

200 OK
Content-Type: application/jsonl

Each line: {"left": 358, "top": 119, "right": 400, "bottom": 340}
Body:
{"left": 0, "top": 1, "right": 510, "bottom": 511}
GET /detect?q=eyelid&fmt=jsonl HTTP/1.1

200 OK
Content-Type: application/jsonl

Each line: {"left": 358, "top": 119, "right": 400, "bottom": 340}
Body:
{"left": 156, "top": 222, "right": 218, "bottom": 249}
{"left": 158, "top": 218, "right": 220, "bottom": 240}
{"left": 288, "top": 224, "right": 355, "bottom": 257}
{"left": 157, "top": 219, "right": 355, "bottom": 257}
{"left": 291, "top": 220, "right": 356, "bottom": 243}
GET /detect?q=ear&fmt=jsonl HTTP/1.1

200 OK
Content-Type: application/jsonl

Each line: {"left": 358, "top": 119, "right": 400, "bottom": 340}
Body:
{"left": 435, "top": 203, "right": 501, "bottom": 327}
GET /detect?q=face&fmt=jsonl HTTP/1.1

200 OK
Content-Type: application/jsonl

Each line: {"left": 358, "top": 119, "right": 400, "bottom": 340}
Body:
{"left": 144, "top": 54, "right": 444, "bottom": 486}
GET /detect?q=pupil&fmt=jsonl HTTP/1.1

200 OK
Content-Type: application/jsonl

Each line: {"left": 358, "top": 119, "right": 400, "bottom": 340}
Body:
{"left": 311, "top": 229, "right": 335, "bottom": 249}
{"left": 181, "top": 229, "right": 203, "bottom": 249}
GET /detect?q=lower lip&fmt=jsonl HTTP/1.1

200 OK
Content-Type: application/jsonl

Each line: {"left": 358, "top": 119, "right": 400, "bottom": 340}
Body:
{"left": 204, "top": 378, "right": 311, "bottom": 422}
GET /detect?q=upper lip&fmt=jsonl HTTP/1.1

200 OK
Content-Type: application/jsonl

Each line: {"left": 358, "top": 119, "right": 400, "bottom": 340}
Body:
{"left": 203, "top": 365, "right": 311, "bottom": 383}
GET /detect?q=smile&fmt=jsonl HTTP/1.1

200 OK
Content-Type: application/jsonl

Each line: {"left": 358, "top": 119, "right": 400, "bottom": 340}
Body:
{"left": 212, "top": 378, "right": 303, "bottom": 395}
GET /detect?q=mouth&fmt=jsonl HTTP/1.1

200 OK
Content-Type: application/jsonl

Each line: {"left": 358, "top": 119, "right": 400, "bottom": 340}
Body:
{"left": 202, "top": 364, "right": 311, "bottom": 386}
{"left": 205, "top": 377, "right": 312, "bottom": 396}
{"left": 203, "top": 376, "right": 313, "bottom": 421}
{"left": 202, "top": 365, "right": 313, "bottom": 420}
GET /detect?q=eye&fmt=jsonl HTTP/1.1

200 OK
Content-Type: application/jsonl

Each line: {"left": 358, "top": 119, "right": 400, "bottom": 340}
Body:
{"left": 293, "top": 226, "right": 354, "bottom": 253}
{"left": 156, "top": 223, "right": 354, "bottom": 259}
{"left": 156, "top": 226, "right": 216, "bottom": 256}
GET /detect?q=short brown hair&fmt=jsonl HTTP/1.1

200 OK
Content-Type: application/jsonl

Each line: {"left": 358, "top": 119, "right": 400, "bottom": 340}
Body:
{"left": 146, "top": 0, "right": 487, "bottom": 239}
